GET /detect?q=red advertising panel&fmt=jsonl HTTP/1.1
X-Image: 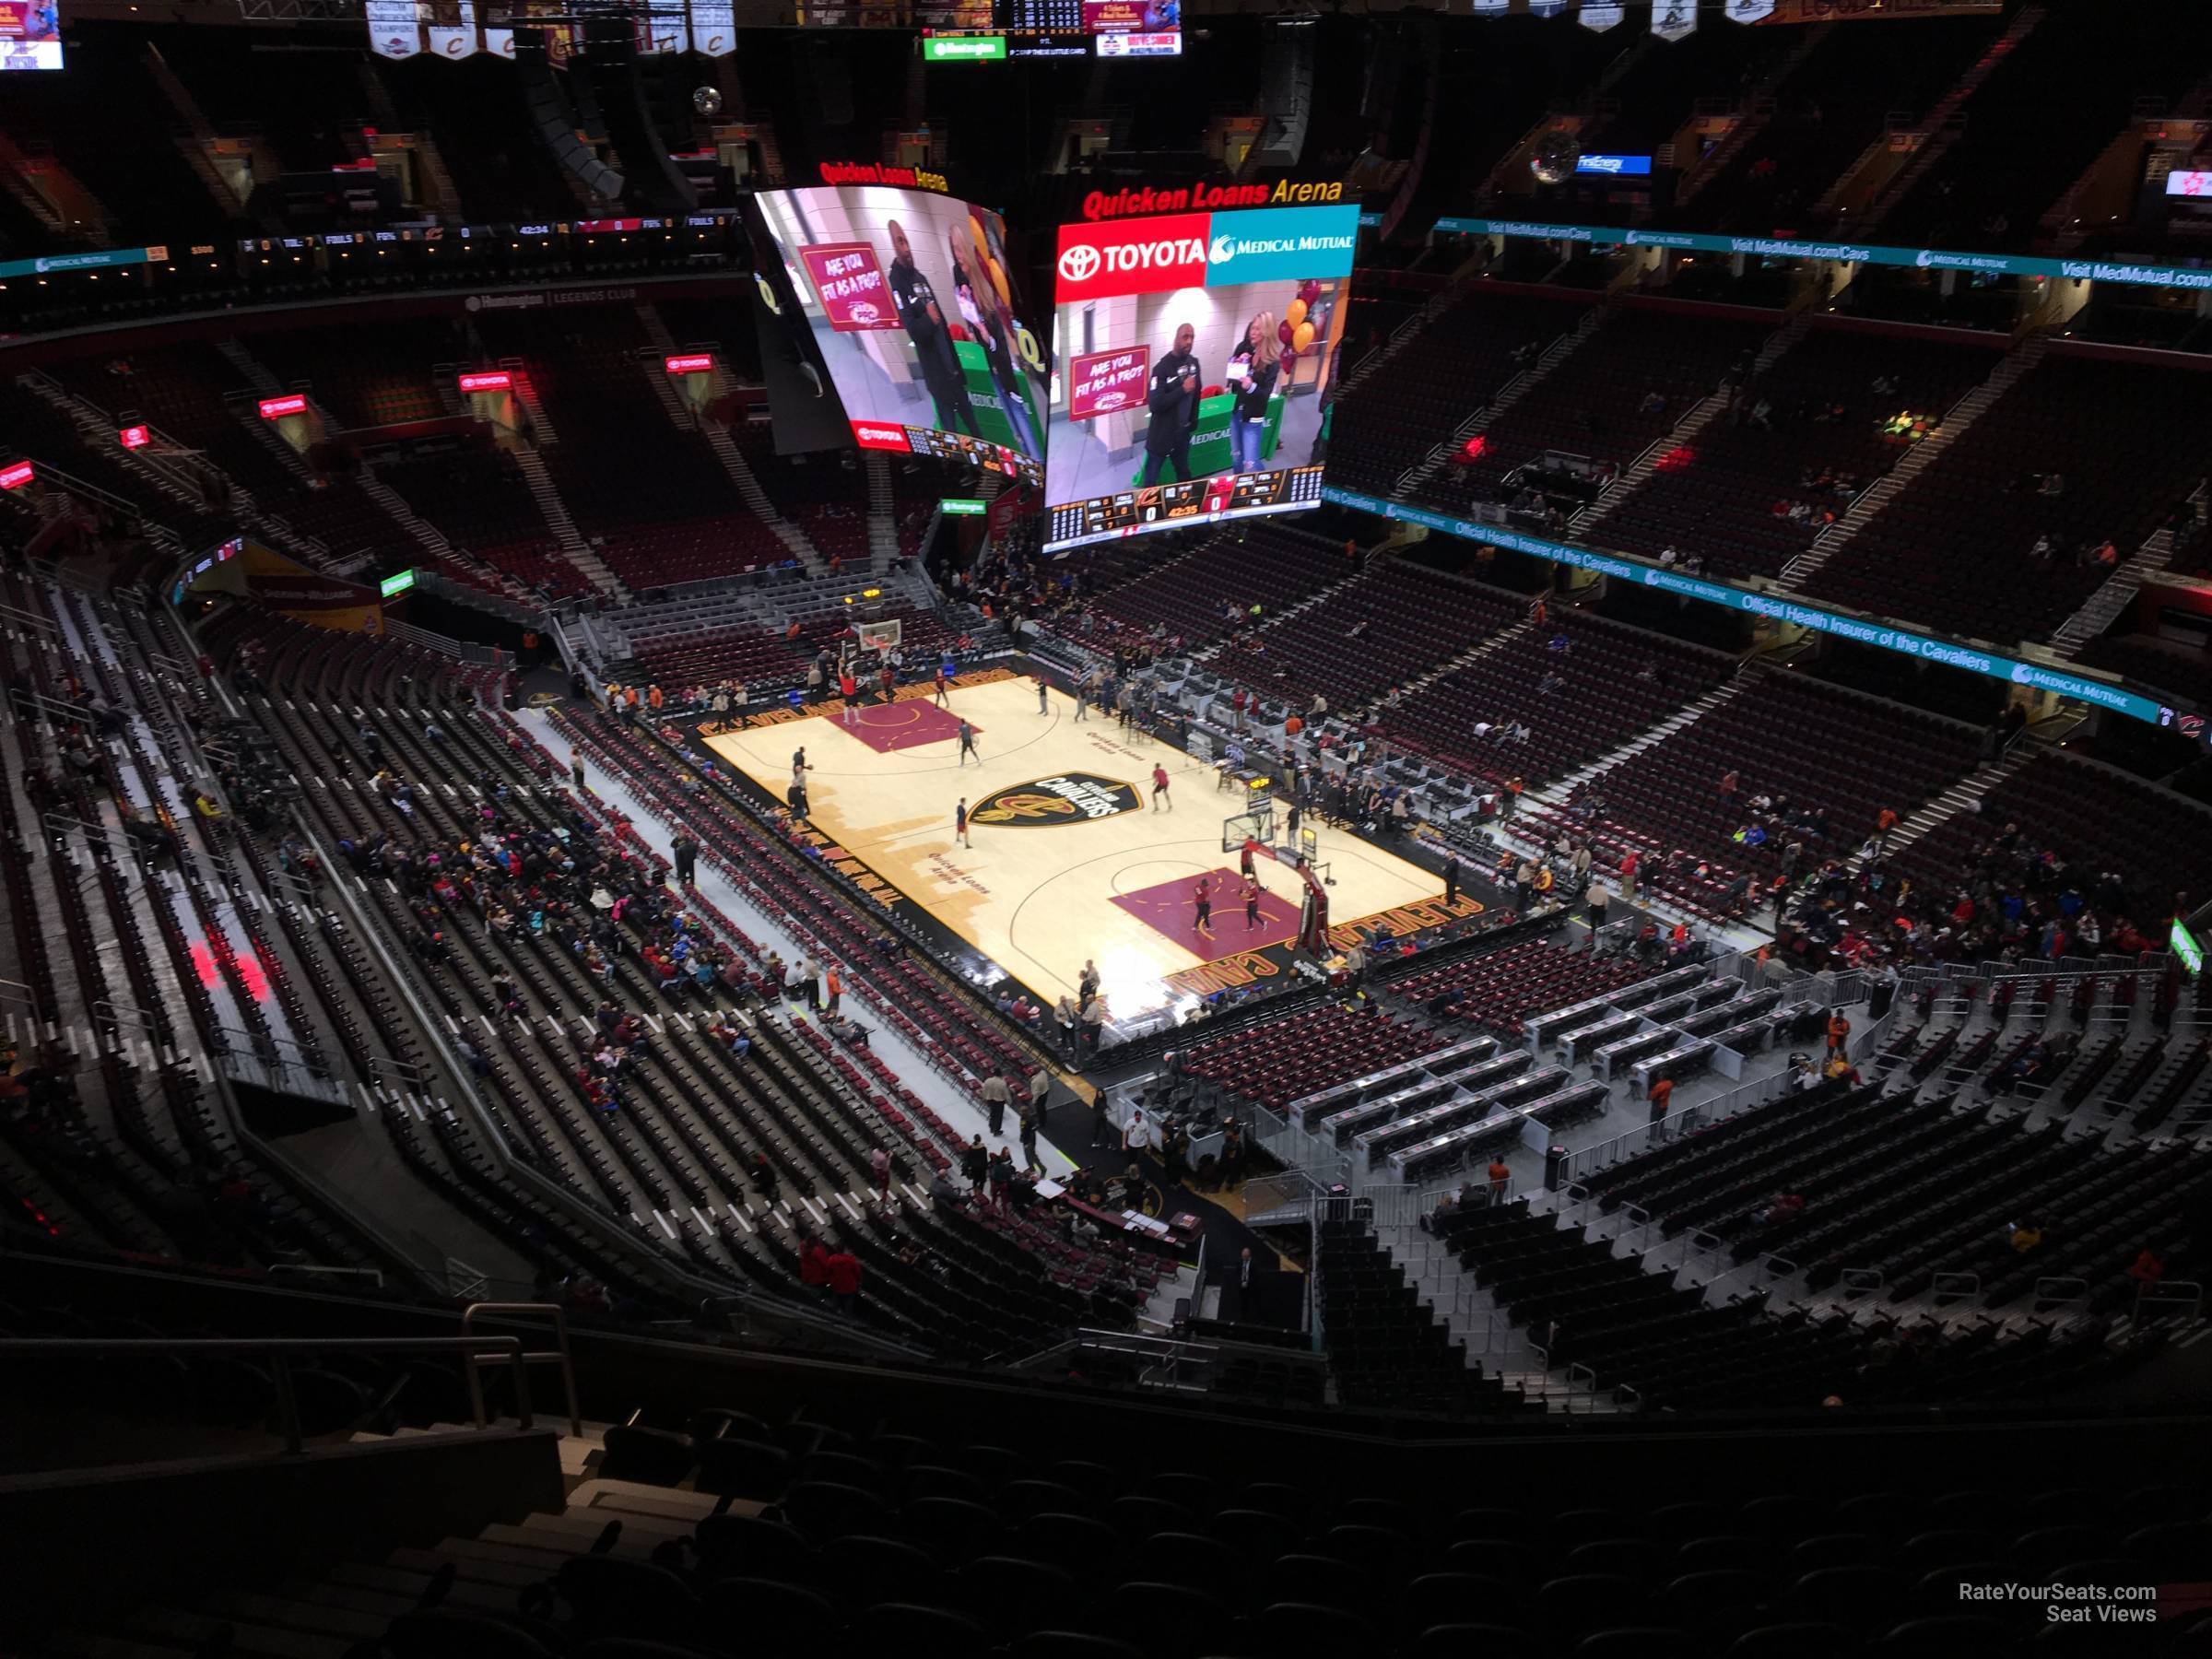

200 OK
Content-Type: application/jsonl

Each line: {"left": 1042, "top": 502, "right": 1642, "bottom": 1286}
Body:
{"left": 1080, "top": 0, "right": 1147, "bottom": 27}
{"left": 663, "top": 354, "right": 715, "bottom": 375}
{"left": 1053, "top": 214, "right": 1210, "bottom": 303}
{"left": 850, "top": 420, "right": 912, "bottom": 453}
{"left": 457, "top": 371, "right": 513, "bottom": 393}
{"left": 0, "top": 459, "right": 32, "bottom": 490}
{"left": 795, "top": 241, "right": 901, "bottom": 331}
{"left": 1066, "top": 346, "right": 1150, "bottom": 421}
{"left": 258, "top": 394, "right": 308, "bottom": 419}
{"left": 118, "top": 425, "right": 150, "bottom": 450}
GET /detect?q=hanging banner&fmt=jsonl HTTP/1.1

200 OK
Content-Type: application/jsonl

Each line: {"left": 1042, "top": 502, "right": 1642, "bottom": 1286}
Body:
{"left": 366, "top": 0, "right": 423, "bottom": 59}
{"left": 483, "top": 25, "right": 514, "bottom": 56}
{"left": 1580, "top": 1, "right": 1626, "bottom": 27}
{"left": 1526, "top": 1, "right": 1570, "bottom": 17}
{"left": 638, "top": 3, "right": 689, "bottom": 54}
{"left": 1469, "top": 0, "right": 1510, "bottom": 16}
{"left": 1651, "top": 0, "right": 1698, "bottom": 40}
{"left": 428, "top": 0, "right": 477, "bottom": 58}
{"left": 1724, "top": 0, "right": 1777, "bottom": 21}
{"left": 691, "top": 0, "right": 736, "bottom": 54}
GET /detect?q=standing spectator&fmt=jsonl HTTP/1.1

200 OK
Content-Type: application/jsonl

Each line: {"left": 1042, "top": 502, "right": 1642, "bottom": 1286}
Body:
{"left": 1826, "top": 1009, "right": 1853, "bottom": 1057}
{"left": 1618, "top": 850, "right": 1639, "bottom": 900}
{"left": 797, "top": 1231, "right": 831, "bottom": 1297}
{"left": 1442, "top": 853, "right": 1460, "bottom": 909}
{"left": 1218, "top": 1118, "right": 1246, "bottom": 1189}
{"left": 1029, "top": 1065, "right": 1051, "bottom": 1127}
{"left": 981, "top": 1072, "right": 1011, "bottom": 1137}
{"left": 868, "top": 1145, "right": 893, "bottom": 1198}
{"left": 1122, "top": 1108, "right": 1161, "bottom": 1179}
{"left": 571, "top": 753, "right": 587, "bottom": 791}
{"left": 824, "top": 963, "right": 843, "bottom": 1016}
{"left": 959, "top": 1134, "right": 988, "bottom": 1193}
{"left": 1488, "top": 1156, "right": 1512, "bottom": 1202}
{"left": 1586, "top": 881, "right": 1611, "bottom": 930}
{"left": 671, "top": 835, "right": 698, "bottom": 886}
{"left": 985, "top": 1145, "right": 1017, "bottom": 1210}
{"left": 1647, "top": 1074, "right": 1675, "bottom": 1135}
{"left": 1017, "top": 1105, "right": 1044, "bottom": 1176}
{"left": 824, "top": 1245, "right": 862, "bottom": 1305}
{"left": 1080, "top": 994, "right": 1107, "bottom": 1054}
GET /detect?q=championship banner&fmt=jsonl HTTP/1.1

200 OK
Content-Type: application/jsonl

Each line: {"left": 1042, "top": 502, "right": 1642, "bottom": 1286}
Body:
{"left": 484, "top": 25, "right": 514, "bottom": 56}
{"left": 428, "top": 0, "right": 477, "bottom": 59}
{"left": 367, "top": 0, "right": 423, "bottom": 59}
{"left": 1651, "top": 0, "right": 1698, "bottom": 40}
{"left": 638, "top": 2, "right": 689, "bottom": 55}
{"left": 1580, "top": 1, "right": 1626, "bottom": 28}
{"left": 691, "top": 0, "right": 737, "bottom": 54}
{"left": 1724, "top": 0, "right": 1776, "bottom": 20}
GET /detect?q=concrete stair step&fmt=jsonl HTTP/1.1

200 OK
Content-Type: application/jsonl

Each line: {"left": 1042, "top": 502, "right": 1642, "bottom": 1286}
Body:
{"left": 111, "top": 1605, "right": 352, "bottom": 1659}
{"left": 196, "top": 1591, "right": 388, "bottom": 1644}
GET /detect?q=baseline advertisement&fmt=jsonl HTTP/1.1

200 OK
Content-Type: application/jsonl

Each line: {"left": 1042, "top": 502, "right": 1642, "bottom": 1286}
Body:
{"left": 1045, "top": 202, "right": 1358, "bottom": 551}
{"left": 749, "top": 187, "right": 1048, "bottom": 485}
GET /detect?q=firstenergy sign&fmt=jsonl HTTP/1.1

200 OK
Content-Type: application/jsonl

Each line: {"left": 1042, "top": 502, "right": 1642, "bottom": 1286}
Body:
{"left": 1054, "top": 204, "right": 1360, "bottom": 301}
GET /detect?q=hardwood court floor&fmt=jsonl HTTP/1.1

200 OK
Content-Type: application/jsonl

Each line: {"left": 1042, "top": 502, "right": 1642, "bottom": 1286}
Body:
{"left": 703, "top": 675, "right": 1444, "bottom": 1020}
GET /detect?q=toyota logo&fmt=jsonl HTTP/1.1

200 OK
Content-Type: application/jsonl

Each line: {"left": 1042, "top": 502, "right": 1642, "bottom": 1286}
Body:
{"left": 1058, "top": 243, "right": 1101, "bottom": 284}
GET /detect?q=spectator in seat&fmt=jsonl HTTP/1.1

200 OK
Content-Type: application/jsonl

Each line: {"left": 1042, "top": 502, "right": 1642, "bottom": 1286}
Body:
{"left": 2128, "top": 1246, "right": 2165, "bottom": 1293}
{"left": 2006, "top": 1218, "right": 2044, "bottom": 1255}
{"left": 827, "top": 1014, "right": 870, "bottom": 1049}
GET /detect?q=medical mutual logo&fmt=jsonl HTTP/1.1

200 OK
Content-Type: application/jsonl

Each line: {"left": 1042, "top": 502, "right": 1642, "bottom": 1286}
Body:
{"left": 1199, "top": 205, "right": 1362, "bottom": 288}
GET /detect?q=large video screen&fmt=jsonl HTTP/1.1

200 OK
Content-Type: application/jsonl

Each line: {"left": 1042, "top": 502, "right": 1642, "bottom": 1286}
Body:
{"left": 1044, "top": 204, "right": 1357, "bottom": 550}
{"left": 750, "top": 186, "right": 1047, "bottom": 487}
{"left": 0, "top": 0, "right": 62, "bottom": 69}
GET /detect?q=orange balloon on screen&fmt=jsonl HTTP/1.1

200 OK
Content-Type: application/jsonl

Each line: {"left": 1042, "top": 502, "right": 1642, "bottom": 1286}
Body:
{"left": 1292, "top": 321, "right": 1315, "bottom": 351}
{"left": 1285, "top": 298, "right": 1308, "bottom": 329}
{"left": 988, "top": 257, "right": 1009, "bottom": 306}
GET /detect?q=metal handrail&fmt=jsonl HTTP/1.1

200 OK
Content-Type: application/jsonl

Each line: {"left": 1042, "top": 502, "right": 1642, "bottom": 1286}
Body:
{"left": 0, "top": 1335, "right": 530, "bottom": 1454}
{"left": 463, "top": 1301, "right": 582, "bottom": 1437}
{"left": 2133, "top": 1279, "right": 2204, "bottom": 1323}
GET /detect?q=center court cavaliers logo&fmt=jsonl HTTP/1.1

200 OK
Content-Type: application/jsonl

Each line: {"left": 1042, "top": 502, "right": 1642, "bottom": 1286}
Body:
{"left": 971, "top": 772, "right": 1140, "bottom": 827}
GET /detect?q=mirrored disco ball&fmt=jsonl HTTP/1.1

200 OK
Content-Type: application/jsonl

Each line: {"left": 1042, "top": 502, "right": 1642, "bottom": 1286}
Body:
{"left": 693, "top": 86, "right": 724, "bottom": 118}
{"left": 1530, "top": 129, "right": 1580, "bottom": 186}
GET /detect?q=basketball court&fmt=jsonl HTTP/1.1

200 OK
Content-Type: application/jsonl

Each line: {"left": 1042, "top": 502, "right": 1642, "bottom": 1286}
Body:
{"left": 700, "top": 670, "right": 1475, "bottom": 1024}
